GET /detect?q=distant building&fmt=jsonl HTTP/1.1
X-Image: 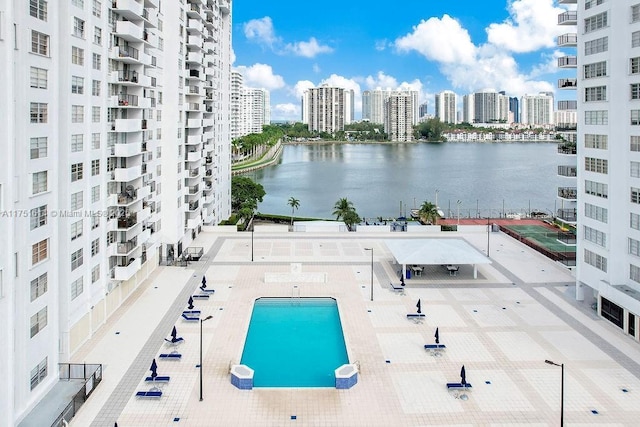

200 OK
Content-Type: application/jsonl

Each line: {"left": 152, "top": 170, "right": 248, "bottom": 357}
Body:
{"left": 520, "top": 93, "right": 554, "bottom": 126}
{"left": 231, "top": 72, "right": 244, "bottom": 139}
{"left": 362, "top": 88, "right": 419, "bottom": 125}
{"left": 472, "top": 89, "right": 508, "bottom": 123}
{"left": 385, "top": 92, "right": 414, "bottom": 142}
{"left": 462, "top": 94, "right": 474, "bottom": 123}
{"left": 435, "top": 90, "right": 457, "bottom": 124}
{"left": 241, "top": 88, "right": 271, "bottom": 135}
{"left": 509, "top": 97, "right": 520, "bottom": 123}
{"left": 418, "top": 102, "right": 429, "bottom": 120}
{"left": 302, "top": 85, "right": 353, "bottom": 133}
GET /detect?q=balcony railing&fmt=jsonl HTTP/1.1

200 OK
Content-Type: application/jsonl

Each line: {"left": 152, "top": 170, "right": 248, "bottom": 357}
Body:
{"left": 556, "top": 123, "right": 577, "bottom": 132}
{"left": 558, "top": 187, "right": 577, "bottom": 199}
{"left": 558, "top": 165, "right": 577, "bottom": 177}
{"left": 118, "top": 70, "right": 139, "bottom": 83}
{"left": 557, "top": 231, "right": 577, "bottom": 245}
{"left": 557, "top": 33, "right": 577, "bottom": 46}
{"left": 558, "top": 56, "right": 577, "bottom": 68}
{"left": 558, "top": 144, "right": 577, "bottom": 155}
{"left": 557, "top": 208, "right": 577, "bottom": 222}
{"left": 557, "top": 100, "right": 577, "bottom": 110}
{"left": 118, "top": 45, "right": 139, "bottom": 60}
{"left": 558, "top": 78, "right": 577, "bottom": 89}
{"left": 117, "top": 213, "right": 137, "bottom": 229}
{"left": 558, "top": 11, "right": 577, "bottom": 25}
{"left": 118, "top": 94, "right": 139, "bottom": 106}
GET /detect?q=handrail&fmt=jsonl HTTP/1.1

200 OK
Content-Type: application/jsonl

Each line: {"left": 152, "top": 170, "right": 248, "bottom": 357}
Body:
{"left": 51, "top": 364, "right": 103, "bottom": 427}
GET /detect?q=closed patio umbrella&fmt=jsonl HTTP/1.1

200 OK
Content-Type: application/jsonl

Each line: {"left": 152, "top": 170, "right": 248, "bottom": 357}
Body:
{"left": 150, "top": 359, "right": 158, "bottom": 380}
{"left": 416, "top": 299, "right": 422, "bottom": 314}
{"left": 434, "top": 327, "right": 439, "bottom": 344}
{"left": 460, "top": 365, "right": 466, "bottom": 385}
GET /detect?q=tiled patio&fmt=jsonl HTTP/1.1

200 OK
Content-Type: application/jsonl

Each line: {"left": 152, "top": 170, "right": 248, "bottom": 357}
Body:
{"left": 68, "top": 229, "right": 640, "bottom": 426}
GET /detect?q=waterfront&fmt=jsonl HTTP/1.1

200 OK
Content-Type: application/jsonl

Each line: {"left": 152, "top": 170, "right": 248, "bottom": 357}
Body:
{"left": 246, "top": 142, "right": 564, "bottom": 219}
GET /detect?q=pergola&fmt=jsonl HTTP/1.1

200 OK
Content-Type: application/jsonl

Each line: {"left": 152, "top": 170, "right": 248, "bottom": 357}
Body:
{"left": 384, "top": 239, "right": 492, "bottom": 279}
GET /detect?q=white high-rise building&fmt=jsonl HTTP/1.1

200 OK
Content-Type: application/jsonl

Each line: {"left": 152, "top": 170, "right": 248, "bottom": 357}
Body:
{"left": 302, "top": 85, "right": 353, "bottom": 134}
{"left": 435, "top": 90, "right": 457, "bottom": 124}
{"left": 573, "top": 0, "right": 640, "bottom": 341}
{"left": 362, "top": 88, "right": 419, "bottom": 125}
{"left": 384, "top": 92, "right": 414, "bottom": 142}
{"left": 230, "top": 71, "right": 244, "bottom": 140}
{"left": 462, "top": 94, "right": 475, "bottom": 124}
{"left": 0, "top": 1, "right": 233, "bottom": 425}
{"left": 241, "top": 87, "right": 270, "bottom": 135}
{"left": 520, "top": 93, "right": 555, "bottom": 126}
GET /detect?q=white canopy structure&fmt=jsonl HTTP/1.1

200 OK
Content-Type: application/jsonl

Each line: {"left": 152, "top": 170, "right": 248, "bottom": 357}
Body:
{"left": 385, "top": 239, "right": 492, "bottom": 279}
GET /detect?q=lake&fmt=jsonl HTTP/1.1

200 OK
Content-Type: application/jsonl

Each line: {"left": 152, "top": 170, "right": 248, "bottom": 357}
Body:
{"left": 245, "top": 142, "right": 563, "bottom": 220}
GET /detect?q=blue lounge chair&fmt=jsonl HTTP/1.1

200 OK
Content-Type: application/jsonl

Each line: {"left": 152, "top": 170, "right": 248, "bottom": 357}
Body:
{"left": 182, "top": 313, "right": 199, "bottom": 321}
{"left": 406, "top": 313, "right": 425, "bottom": 319}
{"left": 159, "top": 352, "right": 182, "bottom": 360}
{"left": 136, "top": 390, "right": 162, "bottom": 398}
{"left": 446, "top": 382, "right": 472, "bottom": 390}
{"left": 145, "top": 376, "right": 170, "bottom": 383}
{"left": 389, "top": 282, "right": 404, "bottom": 292}
{"left": 192, "top": 294, "right": 210, "bottom": 300}
{"left": 199, "top": 287, "right": 215, "bottom": 294}
{"left": 424, "top": 344, "right": 447, "bottom": 350}
{"left": 182, "top": 310, "right": 201, "bottom": 316}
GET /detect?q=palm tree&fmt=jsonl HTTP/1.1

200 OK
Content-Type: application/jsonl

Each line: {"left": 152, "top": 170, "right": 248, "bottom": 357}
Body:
{"left": 419, "top": 201, "right": 439, "bottom": 225}
{"left": 287, "top": 197, "right": 300, "bottom": 225}
{"left": 342, "top": 209, "right": 361, "bottom": 232}
{"left": 333, "top": 198, "right": 354, "bottom": 220}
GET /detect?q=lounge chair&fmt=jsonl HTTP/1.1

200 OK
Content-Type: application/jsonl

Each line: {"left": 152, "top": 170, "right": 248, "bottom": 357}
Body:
{"left": 159, "top": 352, "right": 182, "bottom": 360}
{"left": 145, "top": 376, "right": 170, "bottom": 383}
{"left": 389, "top": 282, "right": 404, "bottom": 292}
{"left": 181, "top": 313, "right": 199, "bottom": 322}
{"left": 406, "top": 313, "right": 425, "bottom": 318}
{"left": 199, "top": 287, "right": 215, "bottom": 294}
{"left": 446, "top": 382, "right": 472, "bottom": 390}
{"left": 136, "top": 390, "right": 162, "bottom": 398}
{"left": 424, "top": 344, "right": 447, "bottom": 350}
{"left": 182, "top": 310, "right": 201, "bottom": 316}
{"left": 192, "top": 294, "right": 210, "bottom": 300}
{"left": 164, "top": 337, "right": 184, "bottom": 346}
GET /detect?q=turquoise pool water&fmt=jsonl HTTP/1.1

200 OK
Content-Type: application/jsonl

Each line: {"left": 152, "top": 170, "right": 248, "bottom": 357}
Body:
{"left": 240, "top": 297, "right": 349, "bottom": 387}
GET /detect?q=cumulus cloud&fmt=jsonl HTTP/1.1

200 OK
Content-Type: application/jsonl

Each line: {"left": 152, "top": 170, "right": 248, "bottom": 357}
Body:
{"left": 285, "top": 37, "right": 333, "bottom": 58}
{"left": 393, "top": 0, "right": 566, "bottom": 97}
{"left": 395, "top": 15, "right": 476, "bottom": 64}
{"left": 272, "top": 103, "right": 300, "bottom": 121}
{"left": 234, "top": 63, "right": 285, "bottom": 90}
{"left": 486, "top": 0, "right": 565, "bottom": 53}
{"left": 243, "top": 17, "right": 280, "bottom": 47}
{"left": 292, "top": 80, "right": 316, "bottom": 99}
{"left": 364, "top": 71, "right": 398, "bottom": 90}
{"left": 374, "top": 39, "right": 388, "bottom": 51}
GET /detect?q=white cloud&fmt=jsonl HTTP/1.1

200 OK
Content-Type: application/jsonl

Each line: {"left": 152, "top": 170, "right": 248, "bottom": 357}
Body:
{"left": 243, "top": 17, "right": 279, "bottom": 47}
{"left": 292, "top": 80, "right": 315, "bottom": 99}
{"left": 234, "top": 63, "right": 285, "bottom": 90}
{"left": 285, "top": 37, "right": 333, "bottom": 58}
{"left": 374, "top": 39, "right": 388, "bottom": 51}
{"left": 364, "top": 71, "right": 398, "bottom": 90}
{"left": 486, "top": 0, "right": 565, "bottom": 53}
{"left": 395, "top": 15, "right": 476, "bottom": 64}
{"left": 312, "top": 64, "right": 321, "bottom": 73}
{"left": 272, "top": 103, "right": 300, "bottom": 121}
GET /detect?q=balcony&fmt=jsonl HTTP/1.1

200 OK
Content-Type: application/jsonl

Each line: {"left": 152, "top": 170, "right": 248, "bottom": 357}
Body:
{"left": 558, "top": 144, "right": 577, "bottom": 155}
{"left": 112, "top": 164, "right": 142, "bottom": 182}
{"left": 187, "top": 3, "right": 203, "bottom": 19}
{"left": 186, "top": 103, "right": 201, "bottom": 112}
{"left": 112, "top": 118, "right": 144, "bottom": 133}
{"left": 187, "top": 19, "right": 204, "bottom": 34}
{"left": 557, "top": 231, "right": 577, "bottom": 245}
{"left": 557, "top": 100, "right": 577, "bottom": 110}
{"left": 557, "top": 0, "right": 576, "bottom": 3}
{"left": 113, "top": 140, "right": 143, "bottom": 157}
{"left": 219, "top": 0, "right": 230, "bottom": 14}
{"left": 188, "top": 184, "right": 201, "bottom": 195}
{"left": 557, "top": 33, "right": 577, "bottom": 47}
{"left": 202, "top": 118, "right": 214, "bottom": 127}
{"left": 187, "top": 168, "right": 201, "bottom": 178}
{"left": 110, "top": 70, "right": 151, "bottom": 87}
{"left": 114, "top": 45, "right": 140, "bottom": 62}
{"left": 186, "top": 134, "right": 202, "bottom": 145}
{"left": 113, "top": 94, "right": 140, "bottom": 108}
{"left": 558, "top": 165, "right": 577, "bottom": 177}
{"left": 558, "top": 187, "right": 577, "bottom": 200}
{"left": 186, "top": 151, "right": 202, "bottom": 162}
{"left": 117, "top": 213, "right": 138, "bottom": 230}
{"left": 558, "top": 11, "right": 577, "bottom": 25}
{"left": 186, "top": 51, "right": 203, "bottom": 64}
{"left": 111, "top": 0, "right": 143, "bottom": 20}
{"left": 188, "top": 200, "right": 200, "bottom": 211}
{"left": 114, "top": 21, "right": 144, "bottom": 42}
{"left": 558, "top": 78, "right": 577, "bottom": 89}
{"left": 187, "top": 34, "right": 203, "bottom": 48}
{"left": 557, "top": 208, "right": 577, "bottom": 222}
{"left": 558, "top": 55, "right": 577, "bottom": 68}
{"left": 186, "top": 118, "right": 202, "bottom": 128}
{"left": 113, "top": 258, "right": 141, "bottom": 281}
{"left": 556, "top": 123, "right": 577, "bottom": 132}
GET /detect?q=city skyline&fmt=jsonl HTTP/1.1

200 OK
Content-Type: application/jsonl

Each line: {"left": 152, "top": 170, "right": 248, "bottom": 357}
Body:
{"left": 232, "top": 0, "right": 575, "bottom": 121}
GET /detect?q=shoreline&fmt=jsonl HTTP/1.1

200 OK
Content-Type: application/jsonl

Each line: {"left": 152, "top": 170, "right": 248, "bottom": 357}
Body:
{"left": 283, "top": 139, "right": 557, "bottom": 145}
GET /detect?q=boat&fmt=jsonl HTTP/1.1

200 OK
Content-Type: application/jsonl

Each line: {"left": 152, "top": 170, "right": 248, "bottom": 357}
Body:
{"left": 410, "top": 209, "right": 420, "bottom": 219}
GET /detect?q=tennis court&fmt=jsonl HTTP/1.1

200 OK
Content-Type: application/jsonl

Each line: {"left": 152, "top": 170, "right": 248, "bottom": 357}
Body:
{"left": 501, "top": 224, "right": 576, "bottom": 253}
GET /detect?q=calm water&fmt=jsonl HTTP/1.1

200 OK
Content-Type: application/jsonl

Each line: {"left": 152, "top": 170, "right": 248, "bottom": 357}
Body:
{"left": 240, "top": 298, "right": 348, "bottom": 387}
{"left": 247, "top": 142, "right": 562, "bottom": 219}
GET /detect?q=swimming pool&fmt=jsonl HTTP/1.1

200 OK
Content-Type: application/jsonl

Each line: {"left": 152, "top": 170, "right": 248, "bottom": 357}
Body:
{"left": 240, "top": 297, "right": 349, "bottom": 387}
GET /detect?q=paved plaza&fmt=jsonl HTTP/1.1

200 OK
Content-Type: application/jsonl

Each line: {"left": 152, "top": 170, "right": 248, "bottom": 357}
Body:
{"left": 66, "top": 227, "right": 640, "bottom": 426}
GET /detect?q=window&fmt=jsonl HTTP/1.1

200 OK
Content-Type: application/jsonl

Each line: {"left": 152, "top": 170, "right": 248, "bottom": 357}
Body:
{"left": 92, "top": 53, "right": 101, "bottom": 70}
{"left": 92, "top": 133, "right": 100, "bottom": 149}
{"left": 584, "top": 225, "right": 606, "bottom": 247}
{"left": 633, "top": 4, "right": 640, "bottom": 23}
{"left": 585, "top": 179, "right": 608, "bottom": 198}
{"left": 584, "top": 248, "right": 607, "bottom": 272}
{"left": 584, "top": 36, "right": 608, "bottom": 55}
{"left": 30, "top": 273, "right": 47, "bottom": 301}
{"left": 585, "top": 157, "right": 608, "bottom": 174}
{"left": 632, "top": 264, "right": 640, "bottom": 283}
{"left": 94, "top": 27, "right": 102, "bottom": 45}
{"left": 91, "top": 238, "right": 100, "bottom": 256}
{"left": 30, "top": 103, "right": 48, "bottom": 123}
{"left": 71, "top": 76, "right": 84, "bottom": 94}
{"left": 72, "top": 0, "right": 84, "bottom": 7}
{"left": 31, "top": 31, "right": 49, "bottom": 55}
{"left": 72, "top": 105, "right": 84, "bottom": 123}
{"left": 633, "top": 110, "right": 640, "bottom": 125}
{"left": 70, "top": 277, "right": 83, "bottom": 300}
{"left": 30, "top": 307, "right": 48, "bottom": 338}
{"left": 585, "top": 0, "right": 605, "bottom": 9}
{"left": 585, "top": 86, "right": 606, "bottom": 102}
{"left": 71, "top": 190, "right": 83, "bottom": 211}
{"left": 585, "top": 203, "right": 608, "bottom": 223}
{"left": 30, "top": 137, "right": 47, "bottom": 159}
{"left": 633, "top": 58, "right": 640, "bottom": 76}
{"left": 585, "top": 134, "right": 608, "bottom": 149}
{"left": 633, "top": 187, "right": 640, "bottom": 204}
{"left": 91, "top": 185, "right": 100, "bottom": 203}
{"left": 601, "top": 297, "right": 622, "bottom": 328}
{"left": 92, "top": 0, "right": 101, "bottom": 17}
{"left": 583, "top": 61, "right": 607, "bottom": 79}
{"left": 71, "top": 134, "right": 83, "bottom": 152}
{"left": 632, "top": 161, "right": 640, "bottom": 178}
{"left": 30, "top": 0, "right": 48, "bottom": 20}
{"left": 91, "top": 265, "right": 100, "bottom": 283}
{"left": 631, "top": 238, "right": 640, "bottom": 257}
{"left": 32, "top": 239, "right": 48, "bottom": 265}
{"left": 632, "top": 212, "right": 640, "bottom": 230}
{"left": 634, "top": 31, "right": 640, "bottom": 48}
{"left": 30, "top": 67, "right": 47, "bottom": 89}
{"left": 633, "top": 84, "right": 640, "bottom": 101}
{"left": 92, "top": 80, "right": 101, "bottom": 96}
{"left": 92, "top": 107, "right": 100, "bottom": 123}
{"left": 584, "top": 12, "right": 608, "bottom": 33}
{"left": 633, "top": 136, "right": 640, "bottom": 152}
{"left": 71, "top": 46, "right": 84, "bottom": 65}
{"left": 32, "top": 171, "right": 47, "bottom": 194}
{"left": 30, "top": 205, "right": 47, "bottom": 230}
{"left": 71, "top": 163, "right": 83, "bottom": 181}
{"left": 70, "top": 220, "right": 83, "bottom": 241}
{"left": 30, "top": 358, "right": 48, "bottom": 390}
{"left": 91, "top": 215, "right": 99, "bottom": 230}
{"left": 71, "top": 249, "right": 83, "bottom": 271}
{"left": 73, "top": 17, "right": 85, "bottom": 38}
{"left": 91, "top": 159, "right": 100, "bottom": 176}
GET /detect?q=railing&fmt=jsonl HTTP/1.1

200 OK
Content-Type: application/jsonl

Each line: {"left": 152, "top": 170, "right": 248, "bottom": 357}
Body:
{"left": 118, "top": 94, "right": 139, "bottom": 106}
{"left": 51, "top": 364, "right": 102, "bottom": 427}
{"left": 118, "top": 70, "right": 139, "bottom": 83}
{"left": 190, "top": 69, "right": 200, "bottom": 78}
{"left": 558, "top": 78, "right": 577, "bottom": 89}
{"left": 557, "top": 208, "right": 577, "bottom": 222}
{"left": 558, "top": 11, "right": 577, "bottom": 24}
{"left": 558, "top": 56, "right": 577, "bottom": 67}
{"left": 557, "top": 231, "right": 577, "bottom": 245}
{"left": 556, "top": 123, "right": 577, "bottom": 132}
{"left": 558, "top": 165, "right": 577, "bottom": 177}
{"left": 557, "top": 144, "right": 577, "bottom": 155}
{"left": 118, "top": 45, "right": 139, "bottom": 60}
{"left": 117, "top": 214, "right": 137, "bottom": 229}
{"left": 557, "top": 100, "right": 577, "bottom": 110}
{"left": 557, "top": 33, "right": 577, "bottom": 45}
{"left": 558, "top": 187, "right": 578, "bottom": 199}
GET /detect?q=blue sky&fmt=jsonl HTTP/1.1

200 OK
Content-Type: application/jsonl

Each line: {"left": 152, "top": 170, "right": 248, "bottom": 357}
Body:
{"left": 232, "top": 0, "right": 573, "bottom": 121}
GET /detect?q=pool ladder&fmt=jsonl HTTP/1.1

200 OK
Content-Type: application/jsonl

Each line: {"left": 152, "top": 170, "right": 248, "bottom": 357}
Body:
{"left": 291, "top": 285, "right": 300, "bottom": 299}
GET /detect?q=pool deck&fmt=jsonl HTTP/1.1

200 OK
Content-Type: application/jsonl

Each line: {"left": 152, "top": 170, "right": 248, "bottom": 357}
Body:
{"left": 66, "top": 228, "right": 640, "bottom": 426}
